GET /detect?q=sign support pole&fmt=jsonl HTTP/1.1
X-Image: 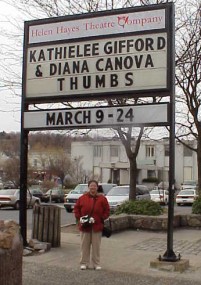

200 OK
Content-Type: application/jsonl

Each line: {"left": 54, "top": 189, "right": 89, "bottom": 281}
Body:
{"left": 19, "top": 129, "right": 29, "bottom": 246}
{"left": 160, "top": 3, "right": 179, "bottom": 262}
{"left": 160, "top": 97, "right": 179, "bottom": 261}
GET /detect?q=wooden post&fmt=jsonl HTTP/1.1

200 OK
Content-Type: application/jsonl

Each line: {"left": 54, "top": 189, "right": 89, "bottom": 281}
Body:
{"left": 0, "top": 220, "right": 23, "bottom": 285}
{"left": 32, "top": 204, "right": 61, "bottom": 247}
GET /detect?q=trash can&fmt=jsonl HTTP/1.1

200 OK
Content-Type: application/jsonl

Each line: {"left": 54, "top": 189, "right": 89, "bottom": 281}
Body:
{"left": 32, "top": 204, "right": 61, "bottom": 247}
{"left": 0, "top": 220, "right": 23, "bottom": 285}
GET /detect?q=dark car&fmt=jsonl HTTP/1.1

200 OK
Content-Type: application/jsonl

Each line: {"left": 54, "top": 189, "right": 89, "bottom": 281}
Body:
{"left": 29, "top": 188, "right": 49, "bottom": 203}
{"left": 44, "top": 188, "right": 65, "bottom": 203}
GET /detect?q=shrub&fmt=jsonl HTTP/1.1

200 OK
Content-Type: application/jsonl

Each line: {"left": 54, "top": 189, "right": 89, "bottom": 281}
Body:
{"left": 114, "top": 200, "right": 163, "bottom": 216}
{"left": 192, "top": 197, "right": 201, "bottom": 214}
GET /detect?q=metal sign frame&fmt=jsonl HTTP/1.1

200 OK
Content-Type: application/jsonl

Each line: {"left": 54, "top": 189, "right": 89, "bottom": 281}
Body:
{"left": 22, "top": 3, "right": 174, "bottom": 104}
{"left": 20, "top": 2, "right": 177, "bottom": 263}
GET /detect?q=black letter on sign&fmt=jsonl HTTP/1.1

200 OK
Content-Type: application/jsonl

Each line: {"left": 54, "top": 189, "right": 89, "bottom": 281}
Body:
{"left": 74, "top": 111, "right": 82, "bottom": 124}
{"left": 56, "top": 113, "right": 64, "bottom": 125}
{"left": 125, "top": 72, "right": 133, "bottom": 86}
{"left": 70, "top": 77, "right": 78, "bottom": 90}
{"left": 65, "top": 112, "right": 73, "bottom": 125}
{"left": 29, "top": 50, "right": 36, "bottom": 62}
{"left": 57, "top": 78, "right": 65, "bottom": 91}
{"left": 111, "top": 74, "right": 118, "bottom": 87}
{"left": 35, "top": 65, "right": 43, "bottom": 77}
{"left": 83, "top": 76, "right": 91, "bottom": 89}
{"left": 157, "top": 37, "right": 166, "bottom": 50}
{"left": 96, "top": 75, "right": 105, "bottom": 87}
{"left": 46, "top": 113, "right": 55, "bottom": 125}
{"left": 50, "top": 63, "right": 57, "bottom": 75}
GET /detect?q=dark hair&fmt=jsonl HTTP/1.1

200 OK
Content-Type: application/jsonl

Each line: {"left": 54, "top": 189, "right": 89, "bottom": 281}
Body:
{"left": 97, "top": 185, "right": 104, "bottom": 193}
{"left": 88, "top": 180, "right": 98, "bottom": 187}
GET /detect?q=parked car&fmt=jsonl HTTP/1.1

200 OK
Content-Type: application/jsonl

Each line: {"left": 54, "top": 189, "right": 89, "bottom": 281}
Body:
{"left": 150, "top": 189, "right": 169, "bottom": 205}
{"left": 64, "top": 183, "right": 116, "bottom": 213}
{"left": 29, "top": 188, "right": 49, "bottom": 203}
{"left": 99, "top": 183, "right": 117, "bottom": 195}
{"left": 106, "top": 185, "right": 150, "bottom": 212}
{"left": 0, "top": 189, "right": 40, "bottom": 210}
{"left": 44, "top": 188, "right": 65, "bottom": 203}
{"left": 181, "top": 180, "right": 197, "bottom": 190}
{"left": 157, "top": 181, "right": 181, "bottom": 191}
{"left": 176, "top": 189, "right": 198, "bottom": 206}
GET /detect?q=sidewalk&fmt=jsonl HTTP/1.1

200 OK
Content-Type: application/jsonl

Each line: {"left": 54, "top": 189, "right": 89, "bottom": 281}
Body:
{"left": 23, "top": 226, "right": 201, "bottom": 285}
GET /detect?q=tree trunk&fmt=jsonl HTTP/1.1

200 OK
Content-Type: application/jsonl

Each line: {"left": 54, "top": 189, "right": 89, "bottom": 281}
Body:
{"left": 197, "top": 136, "right": 201, "bottom": 196}
{"left": 129, "top": 157, "right": 137, "bottom": 200}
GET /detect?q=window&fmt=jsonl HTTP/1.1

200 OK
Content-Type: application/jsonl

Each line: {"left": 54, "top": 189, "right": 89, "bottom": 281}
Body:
{"left": 110, "top": 146, "right": 119, "bottom": 157}
{"left": 146, "top": 145, "right": 155, "bottom": 157}
{"left": 164, "top": 145, "right": 169, "bottom": 156}
{"left": 147, "top": 170, "right": 156, "bottom": 178}
{"left": 93, "top": 146, "right": 102, "bottom": 157}
{"left": 184, "top": 145, "right": 193, "bottom": 157}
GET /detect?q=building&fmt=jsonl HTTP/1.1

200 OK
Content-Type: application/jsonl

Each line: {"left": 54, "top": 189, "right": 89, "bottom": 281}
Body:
{"left": 71, "top": 139, "right": 197, "bottom": 186}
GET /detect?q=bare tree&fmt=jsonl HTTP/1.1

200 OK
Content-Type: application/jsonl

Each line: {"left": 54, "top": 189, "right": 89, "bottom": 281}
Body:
{"left": 34, "top": 147, "right": 71, "bottom": 187}
{"left": 174, "top": 1, "right": 201, "bottom": 193}
{"left": 3, "top": 157, "right": 20, "bottom": 187}
{"left": 117, "top": 127, "right": 144, "bottom": 199}
{"left": 0, "top": 132, "right": 20, "bottom": 157}
{"left": 71, "top": 156, "right": 90, "bottom": 183}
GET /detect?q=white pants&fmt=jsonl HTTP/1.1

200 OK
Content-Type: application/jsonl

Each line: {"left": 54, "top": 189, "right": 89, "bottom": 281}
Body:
{"left": 80, "top": 230, "right": 102, "bottom": 267}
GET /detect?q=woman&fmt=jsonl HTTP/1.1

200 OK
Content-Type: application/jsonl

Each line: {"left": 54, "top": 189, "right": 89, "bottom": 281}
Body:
{"left": 74, "top": 180, "right": 110, "bottom": 270}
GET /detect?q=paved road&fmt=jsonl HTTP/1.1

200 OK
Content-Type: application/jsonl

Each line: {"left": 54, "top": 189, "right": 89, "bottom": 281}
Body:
{"left": 23, "top": 262, "right": 201, "bottom": 285}
{"left": 0, "top": 204, "right": 192, "bottom": 230}
{"left": 0, "top": 204, "right": 74, "bottom": 229}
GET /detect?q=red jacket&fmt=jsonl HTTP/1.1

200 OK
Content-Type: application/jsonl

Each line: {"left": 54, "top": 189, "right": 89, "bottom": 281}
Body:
{"left": 74, "top": 192, "right": 110, "bottom": 232}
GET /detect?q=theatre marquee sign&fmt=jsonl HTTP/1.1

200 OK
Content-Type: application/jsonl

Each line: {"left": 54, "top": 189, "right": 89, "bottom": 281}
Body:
{"left": 23, "top": 3, "right": 174, "bottom": 103}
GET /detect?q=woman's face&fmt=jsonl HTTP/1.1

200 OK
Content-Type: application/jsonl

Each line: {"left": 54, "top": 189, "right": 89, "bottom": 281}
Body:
{"left": 88, "top": 181, "right": 98, "bottom": 196}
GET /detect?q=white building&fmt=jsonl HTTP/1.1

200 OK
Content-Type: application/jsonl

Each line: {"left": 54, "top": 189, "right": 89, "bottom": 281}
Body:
{"left": 71, "top": 139, "right": 197, "bottom": 186}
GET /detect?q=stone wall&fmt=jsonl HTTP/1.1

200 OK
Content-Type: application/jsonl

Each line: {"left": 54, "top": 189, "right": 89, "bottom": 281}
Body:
{"left": 180, "top": 214, "right": 201, "bottom": 228}
{"left": 108, "top": 214, "right": 201, "bottom": 232}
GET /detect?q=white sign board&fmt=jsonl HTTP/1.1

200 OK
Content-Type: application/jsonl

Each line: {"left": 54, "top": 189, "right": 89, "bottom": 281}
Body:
{"left": 26, "top": 33, "right": 167, "bottom": 99}
{"left": 23, "top": 104, "right": 169, "bottom": 130}
{"left": 28, "top": 9, "right": 165, "bottom": 44}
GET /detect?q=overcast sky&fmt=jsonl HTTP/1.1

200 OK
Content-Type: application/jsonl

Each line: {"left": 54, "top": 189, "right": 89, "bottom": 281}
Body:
{"left": 0, "top": 2, "right": 112, "bottom": 137}
{"left": 0, "top": 2, "right": 23, "bottom": 133}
